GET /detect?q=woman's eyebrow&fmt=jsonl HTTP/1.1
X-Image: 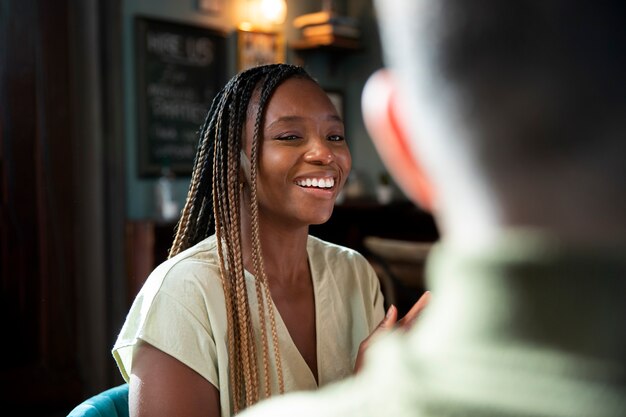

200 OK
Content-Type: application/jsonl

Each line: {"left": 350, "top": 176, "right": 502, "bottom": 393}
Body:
{"left": 266, "top": 115, "right": 305, "bottom": 129}
{"left": 266, "top": 114, "right": 343, "bottom": 130}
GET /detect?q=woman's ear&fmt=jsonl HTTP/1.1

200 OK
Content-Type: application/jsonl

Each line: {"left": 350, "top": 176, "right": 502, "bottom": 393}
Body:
{"left": 361, "top": 69, "right": 435, "bottom": 211}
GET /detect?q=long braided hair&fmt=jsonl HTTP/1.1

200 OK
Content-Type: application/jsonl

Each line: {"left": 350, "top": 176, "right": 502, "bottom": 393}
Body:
{"left": 169, "top": 64, "right": 314, "bottom": 412}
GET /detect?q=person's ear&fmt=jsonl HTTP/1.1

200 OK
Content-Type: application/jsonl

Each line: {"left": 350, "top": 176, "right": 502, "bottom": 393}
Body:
{"left": 362, "top": 69, "right": 435, "bottom": 211}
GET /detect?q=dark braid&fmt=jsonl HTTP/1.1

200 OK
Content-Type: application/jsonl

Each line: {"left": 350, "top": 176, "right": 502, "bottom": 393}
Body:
{"left": 169, "top": 64, "right": 313, "bottom": 412}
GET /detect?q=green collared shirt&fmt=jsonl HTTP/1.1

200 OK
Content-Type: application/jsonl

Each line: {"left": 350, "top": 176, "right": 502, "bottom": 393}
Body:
{"left": 241, "top": 231, "right": 626, "bottom": 417}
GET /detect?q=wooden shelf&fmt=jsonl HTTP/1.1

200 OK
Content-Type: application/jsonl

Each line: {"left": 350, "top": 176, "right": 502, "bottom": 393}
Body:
{"left": 290, "top": 35, "right": 362, "bottom": 72}
{"left": 290, "top": 35, "right": 361, "bottom": 51}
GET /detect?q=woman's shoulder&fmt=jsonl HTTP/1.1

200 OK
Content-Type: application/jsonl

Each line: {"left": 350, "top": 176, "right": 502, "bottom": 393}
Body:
{"left": 307, "top": 235, "right": 370, "bottom": 268}
{"left": 166, "top": 234, "right": 221, "bottom": 267}
{"left": 141, "top": 235, "right": 224, "bottom": 299}
{"left": 307, "top": 236, "right": 380, "bottom": 301}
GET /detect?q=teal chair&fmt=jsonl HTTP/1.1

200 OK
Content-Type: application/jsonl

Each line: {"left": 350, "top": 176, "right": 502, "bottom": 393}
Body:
{"left": 67, "top": 383, "right": 129, "bottom": 417}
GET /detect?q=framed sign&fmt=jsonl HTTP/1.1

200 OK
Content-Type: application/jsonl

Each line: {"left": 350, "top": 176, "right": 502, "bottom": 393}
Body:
{"left": 135, "top": 17, "right": 227, "bottom": 176}
{"left": 238, "top": 29, "right": 284, "bottom": 71}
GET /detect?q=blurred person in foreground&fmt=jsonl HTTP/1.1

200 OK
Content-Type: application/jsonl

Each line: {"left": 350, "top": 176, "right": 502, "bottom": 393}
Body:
{"left": 239, "top": 0, "right": 626, "bottom": 416}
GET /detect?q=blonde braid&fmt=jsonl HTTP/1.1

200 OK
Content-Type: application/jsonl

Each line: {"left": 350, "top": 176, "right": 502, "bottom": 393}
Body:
{"left": 209, "top": 87, "right": 242, "bottom": 408}
{"left": 248, "top": 142, "right": 286, "bottom": 395}
{"left": 170, "top": 136, "right": 207, "bottom": 255}
{"left": 170, "top": 126, "right": 208, "bottom": 257}
{"left": 229, "top": 88, "right": 261, "bottom": 408}
{"left": 170, "top": 64, "right": 313, "bottom": 413}
{"left": 170, "top": 89, "right": 228, "bottom": 257}
{"left": 246, "top": 72, "right": 296, "bottom": 395}
{"left": 217, "top": 86, "right": 253, "bottom": 410}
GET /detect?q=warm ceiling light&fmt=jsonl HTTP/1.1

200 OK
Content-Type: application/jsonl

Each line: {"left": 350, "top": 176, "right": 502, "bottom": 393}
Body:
{"left": 239, "top": 0, "right": 287, "bottom": 30}
{"left": 259, "top": 0, "right": 287, "bottom": 25}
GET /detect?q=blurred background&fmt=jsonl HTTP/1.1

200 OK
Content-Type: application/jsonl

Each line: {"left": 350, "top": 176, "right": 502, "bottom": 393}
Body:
{"left": 0, "top": 0, "right": 438, "bottom": 414}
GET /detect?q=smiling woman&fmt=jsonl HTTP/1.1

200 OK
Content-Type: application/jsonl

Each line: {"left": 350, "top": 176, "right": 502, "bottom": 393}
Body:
{"left": 111, "top": 64, "right": 393, "bottom": 417}
{"left": 245, "top": 77, "right": 351, "bottom": 227}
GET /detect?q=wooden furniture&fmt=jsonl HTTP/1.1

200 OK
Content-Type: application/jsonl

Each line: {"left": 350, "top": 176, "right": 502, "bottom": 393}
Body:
{"left": 363, "top": 237, "right": 433, "bottom": 316}
{"left": 289, "top": 21, "right": 362, "bottom": 72}
{"left": 290, "top": 35, "right": 361, "bottom": 51}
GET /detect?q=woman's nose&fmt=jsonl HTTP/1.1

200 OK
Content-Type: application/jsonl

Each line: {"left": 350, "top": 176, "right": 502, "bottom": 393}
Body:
{"left": 304, "top": 137, "right": 335, "bottom": 165}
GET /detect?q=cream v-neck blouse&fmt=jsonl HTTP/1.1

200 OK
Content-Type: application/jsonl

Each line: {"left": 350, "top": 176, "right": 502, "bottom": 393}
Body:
{"left": 112, "top": 234, "right": 385, "bottom": 417}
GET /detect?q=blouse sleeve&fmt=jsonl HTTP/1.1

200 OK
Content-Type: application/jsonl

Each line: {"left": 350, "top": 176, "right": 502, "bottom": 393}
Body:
{"left": 112, "top": 258, "right": 224, "bottom": 389}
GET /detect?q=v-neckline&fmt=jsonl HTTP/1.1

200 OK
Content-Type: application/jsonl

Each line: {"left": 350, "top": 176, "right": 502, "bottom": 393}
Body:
{"left": 244, "top": 238, "right": 320, "bottom": 387}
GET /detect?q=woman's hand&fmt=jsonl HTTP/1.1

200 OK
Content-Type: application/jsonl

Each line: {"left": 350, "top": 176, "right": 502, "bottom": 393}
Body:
{"left": 354, "top": 291, "right": 431, "bottom": 373}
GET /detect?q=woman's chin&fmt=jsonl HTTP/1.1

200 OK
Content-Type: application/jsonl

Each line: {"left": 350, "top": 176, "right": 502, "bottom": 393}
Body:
{"left": 307, "top": 210, "right": 334, "bottom": 226}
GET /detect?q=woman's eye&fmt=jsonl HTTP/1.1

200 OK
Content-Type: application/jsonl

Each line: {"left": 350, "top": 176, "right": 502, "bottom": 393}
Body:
{"left": 276, "top": 134, "right": 300, "bottom": 141}
{"left": 328, "top": 134, "right": 345, "bottom": 142}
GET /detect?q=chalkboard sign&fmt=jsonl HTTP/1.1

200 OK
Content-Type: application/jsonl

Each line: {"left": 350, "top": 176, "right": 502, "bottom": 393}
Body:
{"left": 135, "top": 17, "right": 227, "bottom": 177}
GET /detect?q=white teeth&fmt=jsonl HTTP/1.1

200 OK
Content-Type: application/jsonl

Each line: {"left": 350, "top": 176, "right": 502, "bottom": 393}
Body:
{"left": 297, "top": 177, "right": 335, "bottom": 189}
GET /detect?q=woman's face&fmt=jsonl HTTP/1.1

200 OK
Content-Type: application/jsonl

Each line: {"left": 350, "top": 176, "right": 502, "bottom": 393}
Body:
{"left": 243, "top": 77, "right": 351, "bottom": 228}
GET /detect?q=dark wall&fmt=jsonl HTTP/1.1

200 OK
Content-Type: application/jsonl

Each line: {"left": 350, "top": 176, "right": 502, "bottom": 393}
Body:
{"left": 1, "top": 0, "right": 127, "bottom": 414}
{"left": 1, "top": 0, "right": 82, "bottom": 414}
